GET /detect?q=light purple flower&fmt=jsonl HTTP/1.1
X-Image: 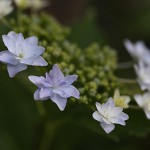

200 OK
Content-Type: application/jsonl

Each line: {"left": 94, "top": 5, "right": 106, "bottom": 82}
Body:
{"left": 92, "top": 98, "right": 129, "bottom": 133}
{"left": 0, "top": 31, "right": 48, "bottom": 77}
{"left": 28, "top": 64, "right": 80, "bottom": 111}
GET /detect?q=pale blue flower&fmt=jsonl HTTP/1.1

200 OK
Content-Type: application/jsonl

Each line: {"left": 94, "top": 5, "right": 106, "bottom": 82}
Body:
{"left": 92, "top": 98, "right": 129, "bottom": 133}
{"left": 0, "top": 31, "right": 48, "bottom": 77}
{"left": 29, "top": 64, "right": 79, "bottom": 111}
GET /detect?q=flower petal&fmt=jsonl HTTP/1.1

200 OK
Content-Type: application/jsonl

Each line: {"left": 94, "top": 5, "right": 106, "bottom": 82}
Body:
{"left": 134, "top": 94, "right": 144, "bottom": 107}
{"left": 34, "top": 89, "right": 48, "bottom": 100}
{"left": 50, "top": 94, "right": 67, "bottom": 111}
{"left": 0, "top": 50, "right": 18, "bottom": 65}
{"left": 144, "top": 108, "right": 150, "bottom": 119}
{"left": 39, "top": 87, "right": 53, "bottom": 99}
{"left": 62, "top": 75, "right": 78, "bottom": 87}
{"left": 100, "top": 122, "right": 115, "bottom": 134}
{"left": 118, "top": 112, "right": 129, "bottom": 120}
{"left": 59, "top": 85, "right": 79, "bottom": 99}
{"left": 22, "top": 44, "right": 45, "bottom": 59}
{"left": 28, "top": 76, "right": 51, "bottom": 88}
{"left": 109, "top": 117, "right": 126, "bottom": 126}
{"left": 92, "top": 111, "right": 103, "bottom": 122}
{"left": 20, "top": 56, "right": 48, "bottom": 66}
{"left": 49, "top": 64, "right": 64, "bottom": 85}
{"left": 7, "top": 63, "right": 27, "bottom": 77}
{"left": 110, "top": 107, "right": 123, "bottom": 117}
{"left": 25, "top": 36, "right": 38, "bottom": 45}
{"left": 2, "top": 35, "right": 16, "bottom": 55}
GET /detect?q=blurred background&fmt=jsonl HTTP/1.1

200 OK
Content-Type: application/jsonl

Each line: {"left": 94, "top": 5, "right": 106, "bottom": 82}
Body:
{"left": 1, "top": 0, "right": 150, "bottom": 149}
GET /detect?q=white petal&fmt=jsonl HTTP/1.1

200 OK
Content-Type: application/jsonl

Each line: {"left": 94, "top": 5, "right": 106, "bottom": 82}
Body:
{"left": 39, "top": 87, "right": 53, "bottom": 99}
{"left": 118, "top": 112, "right": 129, "bottom": 120}
{"left": 7, "top": 63, "right": 27, "bottom": 77}
{"left": 59, "top": 85, "right": 79, "bottom": 99}
{"left": 28, "top": 76, "right": 51, "bottom": 88}
{"left": 50, "top": 94, "right": 67, "bottom": 111}
{"left": 0, "top": 51, "right": 18, "bottom": 65}
{"left": 20, "top": 56, "right": 48, "bottom": 66}
{"left": 144, "top": 108, "right": 150, "bottom": 119}
{"left": 25, "top": 36, "right": 38, "bottom": 45}
{"left": 101, "top": 98, "right": 115, "bottom": 113}
{"left": 100, "top": 122, "right": 115, "bottom": 134}
{"left": 95, "top": 102, "right": 104, "bottom": 115}
{"left": 92, "top": 111, "right": 103, "bottom": 122}
{"left": 110, "top": 107, "right": 123, "bottom": 117}
{"left": 134, "top": 94, "right": 144, "bottom": 107}
{"left": 114, "top": 89, "right": 120, "bottom": 100}
{"left": 22, "top": 44, "right": 45, "bottom": 59}
{"left": 2, "top": 35, "right": 16, "bottom": 55}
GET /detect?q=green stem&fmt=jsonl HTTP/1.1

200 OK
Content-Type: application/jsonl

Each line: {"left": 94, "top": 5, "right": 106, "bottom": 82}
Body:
{"left": 117, "top": 61, "right": 134, "bottom": 69}
{"left": 117, "top": 77, "right": 137, "bottom": 84}
{"left": 129, "top": 105, "right": 141, "bottom": 109}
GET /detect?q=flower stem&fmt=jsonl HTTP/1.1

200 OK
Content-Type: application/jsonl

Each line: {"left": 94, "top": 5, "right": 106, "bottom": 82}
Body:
{"left": 117, "top": 61, "right": 134, "bottom": 69}
{"left": 117, "top": 77, "right": 137, "bottom": 84}
{"left": 129, "top": 105, "right": 141, "bottom": 109}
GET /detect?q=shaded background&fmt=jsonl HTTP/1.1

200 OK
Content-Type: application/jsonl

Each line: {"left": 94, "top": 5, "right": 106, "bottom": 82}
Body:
{"left": 1, "top": 0, "right": 150, "bottom": 149}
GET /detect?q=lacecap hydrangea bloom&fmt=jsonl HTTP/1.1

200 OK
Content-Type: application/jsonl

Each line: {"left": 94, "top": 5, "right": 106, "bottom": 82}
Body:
{"left": 0, "top": 0, "right": 13, "bottom": 18}
{"left": 134, "top": 92, "right": 150, "bottom": 119}
{"left": 0, "top": 31, "right": 47, "bottom": 77}
{"left": 92, "top": 98, "right": 129, "bottom": 133}
{"left": 29, "top": 64, "right": 79, "bottom": 111}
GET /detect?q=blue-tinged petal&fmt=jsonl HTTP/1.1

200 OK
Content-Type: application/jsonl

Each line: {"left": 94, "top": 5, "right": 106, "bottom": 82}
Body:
{"left": 109, "top": 117, "right": 126, "bottom": 126}
{"left": 25, "top": 36, "right": 38, "bottom": 45}
{"left": 118, "top": 112, "right": 129, "bottom": 120}
{"left": 7, "top": 63, "right": 27, "bottom": 78}
{"left": 28, "top": 76, "right": 51, "bottom": 88}
{"left": 0, "top": 51, "right": 19, "bottom": 65}
{"left": 92, "top": 111, "right": 103, "bottom": 122}
{"left": 100, "top": 122, "right": 115, "bottom": 134}
{"left": 39, "top": 87, "right": 53, "bottom": 99}
{"left": 2, "top": 35, "right": 16, "bottom": 55}
{"left": 7, "top": 31, "right": 18, "bottom": 39}
{"left": 53, "top": 89, "right": 65, "bottom": 97}
{"left": 50, "top": 94, "right": 67, "bottom": 111}
{"left": 20, "top": 56, "right": 48, "bottom": 66}
{"left": 60, "top": 75, "right": 78, "bottom": 87}
{"left": 59, "top": 85, "right": 79, "bottom": 99}
{"left": 49, "top": 64, "right": 64, "bottom": 85}
{"left": 134, "top": 94, "right": 144, "bottom": 107}
{"left": 34, "top": 89, "right": 48, "bottom": 100}
{"left": 22, "top": 43, "right": 45, "bottom": 59}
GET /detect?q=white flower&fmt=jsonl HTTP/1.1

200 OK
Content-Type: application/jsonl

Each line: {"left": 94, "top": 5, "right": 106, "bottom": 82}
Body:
{"left": 134, "top": 92, "right": 150, "bottom": 119}
{"left": 134, "top": 61, "right": 150, "bottom": 91}
{"left": 0, "top": 31, "right": 48, "bottom": 77}
{"left": 0, "top": 0, "right": 13, "bottom": 18}
{"left": 113, "top": 89, "right": 131, "bottom": 108}
{"left": 29, "top": 64, "right": 79, "bottom": 111}
{"left": 124, "top": 39, "right": 150, "bottom": 64}
{"left": 92, "top": 98, "right": 129, "bottom": 133}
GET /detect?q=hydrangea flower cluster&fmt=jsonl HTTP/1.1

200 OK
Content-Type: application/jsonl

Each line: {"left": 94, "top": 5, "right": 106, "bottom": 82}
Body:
{"left": 124, "top": 40, "right": 150, "bottom": 119}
